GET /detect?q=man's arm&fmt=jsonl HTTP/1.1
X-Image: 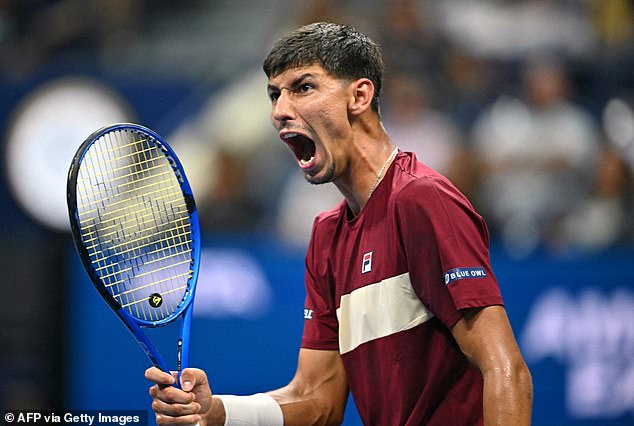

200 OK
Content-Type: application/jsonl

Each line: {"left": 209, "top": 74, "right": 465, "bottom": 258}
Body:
{"left": 146, "top": 348, "right": 348, "bottom": 426}
{"left": 268, "top": 348, "right": 349, "bottom": 425}
{"left": 451, "top": 305, "right": 533, "bottom": 425}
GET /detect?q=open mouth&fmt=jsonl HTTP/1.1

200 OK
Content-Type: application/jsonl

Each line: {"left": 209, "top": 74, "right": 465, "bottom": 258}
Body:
{"left": 281, "top": 132, "right": 316, "bottom": 167}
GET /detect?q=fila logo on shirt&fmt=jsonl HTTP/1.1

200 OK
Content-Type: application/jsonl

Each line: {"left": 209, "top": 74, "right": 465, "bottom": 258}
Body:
{"left": 361, "top": 252, "right": 373, "bottom": 274}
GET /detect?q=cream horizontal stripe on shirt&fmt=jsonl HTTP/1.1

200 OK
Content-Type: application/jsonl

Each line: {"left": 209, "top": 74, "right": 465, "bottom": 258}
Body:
{"left": 336, "top": 272, "right": 434, "bottom": 354}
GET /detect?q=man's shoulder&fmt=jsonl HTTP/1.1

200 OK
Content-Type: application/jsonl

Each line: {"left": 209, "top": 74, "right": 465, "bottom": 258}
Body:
{"left": 392, "top": 153, "right": 457, "bottom": 198}
{"left": 313, "top": 200, "right": 345, "bottom": 228}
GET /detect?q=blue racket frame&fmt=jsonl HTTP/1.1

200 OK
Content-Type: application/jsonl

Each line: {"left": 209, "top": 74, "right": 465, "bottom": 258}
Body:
{"left": 67, "top": 123, "right": 201, "bottom": 382}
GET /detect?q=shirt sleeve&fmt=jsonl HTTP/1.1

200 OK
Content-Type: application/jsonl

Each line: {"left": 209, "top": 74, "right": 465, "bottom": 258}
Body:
{"left": 394, "top": 175, "right": 503, "bottom": 329}
{"left": 301, "top": 217, "right": 339, "bottom": 351}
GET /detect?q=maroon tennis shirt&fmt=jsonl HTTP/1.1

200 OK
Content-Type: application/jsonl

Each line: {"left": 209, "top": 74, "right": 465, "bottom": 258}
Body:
{"left": 301, "top": 151, "right": 503, "bottom": 425}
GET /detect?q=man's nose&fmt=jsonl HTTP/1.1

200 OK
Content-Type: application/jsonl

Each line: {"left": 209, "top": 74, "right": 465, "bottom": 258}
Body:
{"left": 272, "top": 89, "right": 295, "bottom": 123}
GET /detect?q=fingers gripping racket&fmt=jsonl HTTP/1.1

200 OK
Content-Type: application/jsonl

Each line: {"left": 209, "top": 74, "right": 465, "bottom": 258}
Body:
{"left": 67, "top": 123, "right": 200, "bottom": 385}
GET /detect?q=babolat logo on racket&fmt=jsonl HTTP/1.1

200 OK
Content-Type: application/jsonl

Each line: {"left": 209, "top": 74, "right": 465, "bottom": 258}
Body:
{"left": 149, "top": 293, "right": 163, "bottom": 308}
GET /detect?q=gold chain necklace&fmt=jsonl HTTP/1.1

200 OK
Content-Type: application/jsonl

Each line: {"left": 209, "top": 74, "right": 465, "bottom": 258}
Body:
{"left": 368, "top": 147, "right": 398, "bottom": 199}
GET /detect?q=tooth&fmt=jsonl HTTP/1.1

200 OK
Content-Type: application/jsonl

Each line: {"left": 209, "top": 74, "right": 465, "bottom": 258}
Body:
{"left": 300, "top": 156, "right": 314, "bottom": 165}
{"left": 283, "top": 132, "right": 298, "bottom": 139}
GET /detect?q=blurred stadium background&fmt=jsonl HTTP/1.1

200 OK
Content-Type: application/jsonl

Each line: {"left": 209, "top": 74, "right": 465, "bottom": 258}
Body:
{"left": 1, "top": 1, "right": 633, "bottom": 424}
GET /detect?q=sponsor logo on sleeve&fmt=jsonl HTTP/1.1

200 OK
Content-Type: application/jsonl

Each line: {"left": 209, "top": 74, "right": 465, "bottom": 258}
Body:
{"left": 304, "top": 308, "right": 314, "bottom": 320}
{"left": 444, "top": 267, "right": 487, "bottom": 285}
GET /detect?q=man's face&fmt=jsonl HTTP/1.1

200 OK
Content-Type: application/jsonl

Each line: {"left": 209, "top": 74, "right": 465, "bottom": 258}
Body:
{"left": 267, "top": 64, "right": 353, "bottom": 185}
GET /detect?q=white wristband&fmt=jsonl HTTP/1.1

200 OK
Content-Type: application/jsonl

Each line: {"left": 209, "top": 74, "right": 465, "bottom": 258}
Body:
{"left": 216, "top": 393, "right": 284, "bottom": 426}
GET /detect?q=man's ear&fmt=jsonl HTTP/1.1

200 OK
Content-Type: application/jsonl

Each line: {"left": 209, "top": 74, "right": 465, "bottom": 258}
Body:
{"left": 348, "top": 78, "right": 374, "bottom": 116}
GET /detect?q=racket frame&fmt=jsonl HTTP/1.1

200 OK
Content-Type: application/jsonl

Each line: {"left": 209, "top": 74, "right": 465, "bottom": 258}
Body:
{"left": 67, "top": 123, "right": 201, "bottom": 377}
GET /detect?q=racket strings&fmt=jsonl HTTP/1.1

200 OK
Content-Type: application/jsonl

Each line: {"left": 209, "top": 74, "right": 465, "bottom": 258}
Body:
{"left": 75, "top": 141, "right": 163, "bottom": 184}
{"left": 79, "top": 191, "right": 187, "bottom": 240}
{"left": 78, "top": 169, "right": 175, "bottom": 213}
{"left": 84, "top": 215, "right": 191, "bottom": 258}
{"left": 75, "top": 130, "right": 194, "bottom": 323}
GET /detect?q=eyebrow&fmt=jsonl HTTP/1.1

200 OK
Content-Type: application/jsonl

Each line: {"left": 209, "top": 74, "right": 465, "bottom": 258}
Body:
{"left": 268, "top": 73, "right": 316, "bottom": 93}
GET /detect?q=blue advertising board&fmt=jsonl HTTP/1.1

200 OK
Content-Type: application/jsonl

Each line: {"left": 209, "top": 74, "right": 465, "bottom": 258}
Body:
{"left": 65, "top": 235, "right": 634, "bottom": 425}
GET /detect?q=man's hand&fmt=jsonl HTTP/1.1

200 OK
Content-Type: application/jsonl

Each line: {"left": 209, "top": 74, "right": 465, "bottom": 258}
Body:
{"left": 146, "top": 367, "right": 214, "bottom": 426}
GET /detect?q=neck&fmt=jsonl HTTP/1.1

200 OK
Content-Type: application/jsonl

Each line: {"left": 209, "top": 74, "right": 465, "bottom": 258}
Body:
{"left": 333, "top": 121, "right": 395, "bottom": 216}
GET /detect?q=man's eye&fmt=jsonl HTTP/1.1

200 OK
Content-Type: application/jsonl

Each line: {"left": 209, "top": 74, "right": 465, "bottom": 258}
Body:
{"left": 298, "top": 83, "right": 313, "bottom": 93}
{"left": 269, "top": 92, "right": 280, "bottom": 102}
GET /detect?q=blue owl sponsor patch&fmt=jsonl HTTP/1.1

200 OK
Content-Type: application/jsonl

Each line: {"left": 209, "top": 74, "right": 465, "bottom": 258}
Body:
{"left": 444, "top": 267, "right": 487, "bottom": 285}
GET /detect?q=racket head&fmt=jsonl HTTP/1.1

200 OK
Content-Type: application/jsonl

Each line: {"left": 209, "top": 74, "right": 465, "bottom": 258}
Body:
{"left": 67, "top": 123, "right": 201, "bottom": 328}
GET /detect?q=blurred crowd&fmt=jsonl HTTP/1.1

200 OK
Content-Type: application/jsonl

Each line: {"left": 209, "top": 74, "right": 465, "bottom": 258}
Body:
{"left": 171, "top": 0, "right": 634, "bottom": 258}
{"left": 2, "top": 0, "right": 634, "bottom": 258}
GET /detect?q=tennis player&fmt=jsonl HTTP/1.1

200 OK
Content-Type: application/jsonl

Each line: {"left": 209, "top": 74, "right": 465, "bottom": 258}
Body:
{"left": 145, "top": 22, "right": 533, "bottom": 425}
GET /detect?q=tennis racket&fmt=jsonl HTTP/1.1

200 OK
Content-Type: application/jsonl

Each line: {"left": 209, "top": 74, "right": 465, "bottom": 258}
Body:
{"left": 67, "top": 123, "right": 200, "bottom": 385}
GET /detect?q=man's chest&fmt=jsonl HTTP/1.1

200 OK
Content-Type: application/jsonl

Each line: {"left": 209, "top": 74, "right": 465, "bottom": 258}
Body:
{"left": 323, "top": 213, "right": 410, "bottom": 301}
